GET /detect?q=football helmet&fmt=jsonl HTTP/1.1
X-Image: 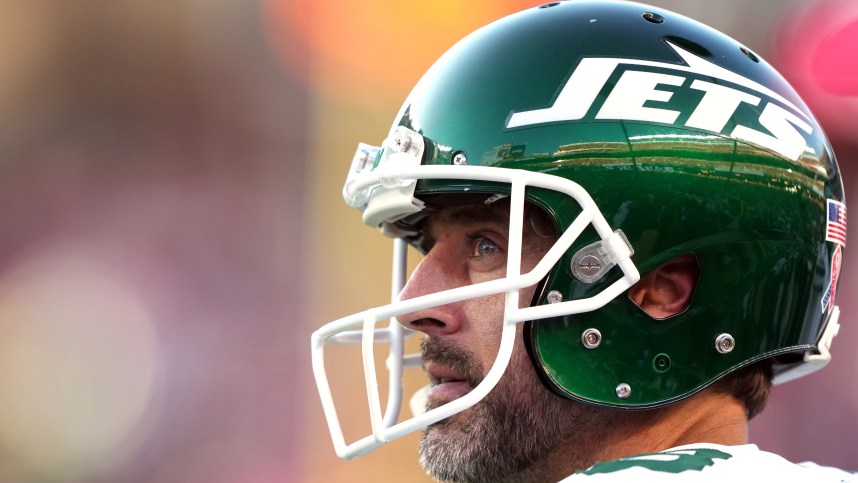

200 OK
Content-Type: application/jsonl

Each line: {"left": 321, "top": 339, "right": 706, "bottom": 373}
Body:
{"left": 312, "top": 0, "right": 845, "bottom": 459}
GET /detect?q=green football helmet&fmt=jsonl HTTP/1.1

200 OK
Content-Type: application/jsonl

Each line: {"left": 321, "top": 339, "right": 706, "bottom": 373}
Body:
{"left": 312, "top": 0, "right": 845, "bottom": 459}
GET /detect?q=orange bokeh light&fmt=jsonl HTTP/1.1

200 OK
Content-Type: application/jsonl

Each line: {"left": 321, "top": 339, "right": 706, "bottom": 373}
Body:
{"left": 263, "top": 0, "right": 543, "bottom": 107}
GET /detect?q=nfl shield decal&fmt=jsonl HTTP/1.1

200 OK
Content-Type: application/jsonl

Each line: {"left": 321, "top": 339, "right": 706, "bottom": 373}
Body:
{"left": 821, "top": 245, "right": 842, "bottom": 314}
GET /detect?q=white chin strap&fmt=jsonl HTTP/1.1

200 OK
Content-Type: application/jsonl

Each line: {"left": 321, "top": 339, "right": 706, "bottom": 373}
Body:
{"left": 310, "top": 162, "right": 639, "bottom": 460}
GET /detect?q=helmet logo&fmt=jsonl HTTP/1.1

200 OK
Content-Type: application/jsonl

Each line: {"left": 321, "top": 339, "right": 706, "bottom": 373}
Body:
{"left": 506, "top": 42, "right": 814, "bottom": 162}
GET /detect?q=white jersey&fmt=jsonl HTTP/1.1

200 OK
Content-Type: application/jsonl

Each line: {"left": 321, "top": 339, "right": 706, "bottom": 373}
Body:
{"left": 560, "top": 443, "right": 857, "bottom": 483}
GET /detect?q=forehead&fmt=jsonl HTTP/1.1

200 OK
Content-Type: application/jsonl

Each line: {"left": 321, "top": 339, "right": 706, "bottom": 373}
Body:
{"left": 425, "top": 200, "right": 512, "bottom": 234}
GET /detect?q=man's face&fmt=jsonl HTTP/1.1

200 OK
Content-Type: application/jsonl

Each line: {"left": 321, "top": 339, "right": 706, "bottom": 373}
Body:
{"left": 397, "top": 201, "right": 609, "bottom": 482}
{"left": 399, "top": 200, "right": 543, "bottom": 400}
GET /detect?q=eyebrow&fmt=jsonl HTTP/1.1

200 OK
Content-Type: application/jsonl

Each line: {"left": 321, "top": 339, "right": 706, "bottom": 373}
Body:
{"left": 418, "top": 200, "right": 555, "bottom": 254}
{"left": 443, "top": 203, "right": 511, "bottom": 227}
{"left": 420, "top": 201, "right": 512, "bottom": 250}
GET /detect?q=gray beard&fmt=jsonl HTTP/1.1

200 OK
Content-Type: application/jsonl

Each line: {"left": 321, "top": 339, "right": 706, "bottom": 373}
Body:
{"left": 417, "top": 338, "right": 613, "bottom": 483}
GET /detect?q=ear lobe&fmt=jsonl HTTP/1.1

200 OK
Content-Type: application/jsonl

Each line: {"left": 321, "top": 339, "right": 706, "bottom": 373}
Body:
{"left": 629, "top": 253, "right": 699, "bottom": 320}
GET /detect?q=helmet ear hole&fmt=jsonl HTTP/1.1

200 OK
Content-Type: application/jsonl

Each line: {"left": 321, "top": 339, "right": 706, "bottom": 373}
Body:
{"left": 628, "top": 253, "right": 700, "bottom": 320}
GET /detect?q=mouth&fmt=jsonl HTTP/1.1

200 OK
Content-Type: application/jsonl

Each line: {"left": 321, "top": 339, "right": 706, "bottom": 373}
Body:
{"left": 425, "top": 361, "right": 475, "bottom": 403}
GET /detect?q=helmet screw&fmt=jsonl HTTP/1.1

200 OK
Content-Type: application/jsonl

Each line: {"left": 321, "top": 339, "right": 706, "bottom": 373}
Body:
{"left": 546, "top": 290, "right": 563, "bottom": 304}
{"left": 576, "top": 254, "right": 602, "bottom": 275}
{"left": 452, "top": 152, "right": 468, "bottom": 165}
{"left": 581, "top": 328, "right": 602, "bottom": 349}
{"left": 616, "top": 383, "right": 632, "bottom": 399}
{"left": 715, "top": 333, "right": 735, "bottom": 354}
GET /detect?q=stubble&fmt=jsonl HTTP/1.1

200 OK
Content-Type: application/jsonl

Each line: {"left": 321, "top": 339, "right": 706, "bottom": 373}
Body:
{"left": 417, "top": 338, "right": 613, "bottom": 483}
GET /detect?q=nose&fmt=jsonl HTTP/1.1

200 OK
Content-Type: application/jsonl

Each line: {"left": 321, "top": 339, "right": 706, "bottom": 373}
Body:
{"left": 396, "top": 246, "right": 464, "bottom": 337}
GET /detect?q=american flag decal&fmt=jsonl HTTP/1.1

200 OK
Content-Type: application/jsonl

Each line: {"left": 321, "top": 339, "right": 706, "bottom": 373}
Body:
{"left": 825, "top": 199, "right": 847, "bottom": 247}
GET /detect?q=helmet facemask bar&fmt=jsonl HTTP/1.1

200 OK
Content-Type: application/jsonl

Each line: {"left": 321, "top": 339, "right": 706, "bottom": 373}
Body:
{"left": 311, "top": 130, "right": 640, "bottom": 460}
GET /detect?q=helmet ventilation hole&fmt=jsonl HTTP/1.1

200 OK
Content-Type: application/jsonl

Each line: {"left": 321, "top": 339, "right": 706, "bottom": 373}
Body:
{"left": 538, "top": 2, "right": 560, "bottom": 8}
{"left": 739, "top": 46, "right": 760, "bottom": 63}
{"left": 642, "top": 12, "right": 665, "bottom": 24}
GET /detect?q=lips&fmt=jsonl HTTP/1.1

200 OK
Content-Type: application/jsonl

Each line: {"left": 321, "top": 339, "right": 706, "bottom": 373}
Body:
{"left": 419, "top": 338, "right": 483, "bottom": 407}
{"left": 425, "top": 361, "right": 474, "bottom": 403}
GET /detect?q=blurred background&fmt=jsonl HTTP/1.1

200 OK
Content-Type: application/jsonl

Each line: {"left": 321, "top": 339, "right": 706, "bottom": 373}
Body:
{"left": 0, "top": 0, "right": 854, "bottom": 482}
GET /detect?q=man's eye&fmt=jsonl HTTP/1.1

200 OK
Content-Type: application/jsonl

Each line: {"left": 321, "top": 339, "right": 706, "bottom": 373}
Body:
{"left": 473, "top": 237, "right": 499, "bottom": 257}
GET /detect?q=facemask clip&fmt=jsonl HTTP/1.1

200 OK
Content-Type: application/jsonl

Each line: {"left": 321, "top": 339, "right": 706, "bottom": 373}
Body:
{"left": 571, "top": 230, "right": 634, "bottom": 283}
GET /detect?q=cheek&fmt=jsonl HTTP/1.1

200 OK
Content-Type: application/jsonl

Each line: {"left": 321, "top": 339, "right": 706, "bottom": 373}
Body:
{"left": 460, "top": 284, "right": 543, "bottom": 372}
{"left": 519, "top": 284, "right": 539, "bottom": 309}
{"left": 462, "top": 293, "right": 506, "bottom": 370}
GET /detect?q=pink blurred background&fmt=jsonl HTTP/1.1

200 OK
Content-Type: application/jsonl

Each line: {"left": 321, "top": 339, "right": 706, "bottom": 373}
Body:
{"left": 0, "top": 1, "right": 854, "bottom": 482}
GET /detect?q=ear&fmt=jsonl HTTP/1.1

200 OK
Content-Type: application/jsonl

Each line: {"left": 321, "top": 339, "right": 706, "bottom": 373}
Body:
{"left": 628, "top": 253, "right": 699, "bottom": 319}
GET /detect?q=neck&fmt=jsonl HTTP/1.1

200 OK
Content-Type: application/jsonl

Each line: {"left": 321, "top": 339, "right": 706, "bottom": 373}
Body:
{"left": 596, "top": 389, "right": 749, "bottom": 464}
{"left": 510, "top": 389, "right": 749, "bottom": 483}
{"left": 529, "top": 389, "right": 749, "bottom": 482}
